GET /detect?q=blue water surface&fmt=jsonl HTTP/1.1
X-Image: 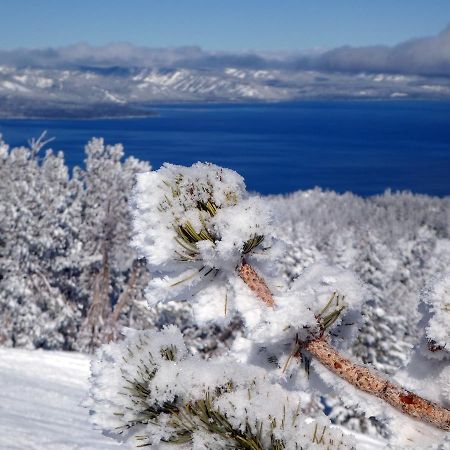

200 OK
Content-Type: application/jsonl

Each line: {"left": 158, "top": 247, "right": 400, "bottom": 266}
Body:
{"left": 1, "top": 101, "right": 449, "bottom": 196}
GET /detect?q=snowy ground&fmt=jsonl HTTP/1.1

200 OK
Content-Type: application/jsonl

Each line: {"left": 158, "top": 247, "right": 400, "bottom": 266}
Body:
{"left": 0, "top": 347, "right": 132, "bottom": 450}
{"left": 0, "top": 347, "right": 385, "bottom": 450}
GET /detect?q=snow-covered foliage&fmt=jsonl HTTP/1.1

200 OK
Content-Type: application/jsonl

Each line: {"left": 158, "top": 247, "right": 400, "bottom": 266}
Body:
{"left": 1, "top": 346, "right": 385, "bottom": 450}
{"left": 132, "top": 162, "right": 282, "bottom": 325}
{"left": 1, "top": 136, "right": 449, "bottom": 447}
{"left": 269, "top": 190, "right": 450, "bottom": 436}
{"left": 74, "top": 138, "right": 152, "bottom": 350}
{"left": 88, "top": 162, "right": 449, "bottom": 448}
{"left": 271, "top": 190, "right": 450, "bottom": 370}
{"left": 0, "top": 134, "right": 81, "bottom": 349}
{"left": 0, "top": 135, "right": 153, "bottom": 350}
{"left": 422, "top": 272, "right": 450, "bottom": 353}
{"left": 89, "top": 326, "right": 356, "bottom": 449}
{"left": 248, "top": 264, "right": 365, "bottom": 349}
{"left": 378, "top": 275, "right": 450, "bottom": 447}
{"left": 2, "top": 136, "right": 449, "bottom": 358}
{"left": 0, "top": 137, "right": 249, "bottom": 355}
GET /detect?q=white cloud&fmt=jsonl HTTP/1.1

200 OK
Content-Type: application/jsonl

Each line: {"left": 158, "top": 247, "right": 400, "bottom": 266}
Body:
{"left": 1, "top": 24, "right": 449, "bottom": 77}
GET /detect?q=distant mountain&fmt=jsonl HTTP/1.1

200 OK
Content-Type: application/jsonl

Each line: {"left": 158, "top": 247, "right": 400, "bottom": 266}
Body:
{"left": 1, "top": 65, "right": 450, "bottom": 118}
{"left": 2, "top": 25, "right": 450, "bottom": 118}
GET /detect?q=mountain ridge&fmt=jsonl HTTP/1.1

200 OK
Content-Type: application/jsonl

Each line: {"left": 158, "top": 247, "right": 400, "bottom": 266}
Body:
{"left": 1, "top": 65, "right": 450, "bottom": 118}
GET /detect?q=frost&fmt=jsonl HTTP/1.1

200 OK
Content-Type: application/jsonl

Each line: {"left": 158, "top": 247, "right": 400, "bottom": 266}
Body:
{"left": 88, "top": 327, "right": 357, "bottom": 449}
{"left": 250, "top": 264, "right": 365, "bottom": 347}
{"left": 125, "top": 162, "right": 450, "bottom": 448}
{"left": 423, "top": 272, "right": 450, "bottom": 354}
{"left": 132, "top": 162, "right": 280, "bottom": 320}
{"left": 441, "top": 366, "right": 450, "bottom": 406}
{"left": 1, "top": 132, "right": 448, "bottom": 449}
{"left": 0, "top": 134, "right": 8, "bottom": 159}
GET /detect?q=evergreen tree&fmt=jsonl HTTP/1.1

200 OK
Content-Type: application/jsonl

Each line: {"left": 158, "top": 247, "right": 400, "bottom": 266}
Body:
{"left": 0, "top": 134, "right": 80, "bottom": 348}
{"left": 88, "top": 163, "right": 450, "bottom": 449}
{"left": 76, "top": 138, "right": 151, "bottom": 350}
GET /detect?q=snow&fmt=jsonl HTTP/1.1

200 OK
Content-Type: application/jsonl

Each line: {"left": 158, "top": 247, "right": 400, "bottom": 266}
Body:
{"left": 373, "top": 74, "right": 408, "bottom": 82}
{"left": 0, "top": 345, "right": 384, "bottom": 450}
{"left": 421, "top": 84, "right": 449, "bottom": 92}
{"left": 88, "top": 327, "right": 386, "bottom": 449}
{"left": 13, "top": 74, "right": 28, "bottom": 84}
{"left": 35, "top": 77, "right": 54, "bottom": 89}
{"left": 2, "top": 141, "right": 449, "bottom": 448}
{"left": 127, "top": 162, "right": 450, "bottom": 447}
{"left": 1, "top": 80, "right": 30, "bottom": 92}
{"left": 132, "top": 163, "right": 279, "bottom": 317}
{"left": 423, "top": 272, "right": 450, "bottom": 352}
{"left": 0, "top": 347, "right": 132, "bottom": 450}
{"left": 2, "top": 63, "right": 450, "bottom": 119}
{"left": 102, "top": 89, "right": 126, "bottom": 103}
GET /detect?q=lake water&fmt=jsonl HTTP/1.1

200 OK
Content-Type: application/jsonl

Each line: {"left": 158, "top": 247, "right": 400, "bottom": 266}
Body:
{"left": 1, "top": 101, "right": 449, "bottom": 196}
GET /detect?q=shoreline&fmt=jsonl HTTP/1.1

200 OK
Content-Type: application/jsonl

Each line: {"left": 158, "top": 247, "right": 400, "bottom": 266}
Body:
{"left": 1, "top": 97, "right": 450, "bottom": 120}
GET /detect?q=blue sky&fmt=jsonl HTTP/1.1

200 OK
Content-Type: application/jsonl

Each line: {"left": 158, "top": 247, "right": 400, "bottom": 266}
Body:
{"left": 1, "top": 0, "right": 449, "bottom": 51}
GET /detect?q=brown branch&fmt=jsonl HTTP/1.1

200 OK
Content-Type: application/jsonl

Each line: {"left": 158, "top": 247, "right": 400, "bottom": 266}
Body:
{"left": 110, "top": 260, "right": 139, "bottom": 324}
{"left": 238, "top": 260, "right": 275, "bottom": 307}
{"left": 83, "top": 239, "right": 112, "bottom": 349}
{"left": 305, "top": 339, "right": 450, "bottom": 431}
{"left": 238, "top": 260, "right": 450, "bottom": 431}
{"left": 105, "top": 260, "right": 141, "bottom": 343}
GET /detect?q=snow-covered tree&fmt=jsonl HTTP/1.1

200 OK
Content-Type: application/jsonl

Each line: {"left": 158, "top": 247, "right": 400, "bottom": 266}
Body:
{"left": 351, "top": 233, "right": 412, "bottom": 375}
{"left": 0, "top": 136, "right": 242, "bottom": 353}
{"left": 88, "top": 163, "right": 450, "bottom": 448}
{"left": 0, "top": 135, "right": 159, "bottom": 350}
{"left": 75, "top": 138, "right": 151, "bottom": 350}
{"left": 0, "top": 134, "right": 80, "bottom": 349}
{"left": 268, "top": 189, "right": 450, "bottom": 435}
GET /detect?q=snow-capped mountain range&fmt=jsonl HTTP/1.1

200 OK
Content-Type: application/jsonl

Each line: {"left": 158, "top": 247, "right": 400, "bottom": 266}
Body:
{"left": 1, "top": 64, "right": 450, "bottom": 118}
{"left": 2, "top": 23, "right": 450, "bottom": 118}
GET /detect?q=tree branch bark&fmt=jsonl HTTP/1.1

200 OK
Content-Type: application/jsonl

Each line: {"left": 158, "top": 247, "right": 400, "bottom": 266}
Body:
{"left": 239, "top": 260, "right": 274, "bottom": 307}
{"left": 238, "top": 260, "right": 450, "bottom": 431}
{"left": 110, "top": 259, "right": 139, "bottom": 324}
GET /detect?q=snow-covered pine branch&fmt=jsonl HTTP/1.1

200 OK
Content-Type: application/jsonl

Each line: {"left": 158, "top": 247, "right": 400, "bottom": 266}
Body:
{"left": 88, "top": 326, "right": 356, "bottom": 449}
{"left": 88, "top": 162, "right": 450, "bottom": 448}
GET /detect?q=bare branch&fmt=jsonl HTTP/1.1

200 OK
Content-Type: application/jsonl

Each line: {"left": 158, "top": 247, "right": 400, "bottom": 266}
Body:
{"left": 28, "top": 131, "right": 55, "bottom": 156}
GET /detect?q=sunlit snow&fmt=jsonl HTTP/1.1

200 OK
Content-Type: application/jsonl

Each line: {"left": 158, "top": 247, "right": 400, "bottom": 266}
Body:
{"left": 0, "top": 348, "right": 132, "bottom": 450}
{"left": 0, "top": 347, "right": 385, "bottom": 449}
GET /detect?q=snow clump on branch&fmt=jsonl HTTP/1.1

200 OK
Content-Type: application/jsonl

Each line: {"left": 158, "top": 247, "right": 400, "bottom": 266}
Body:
{"left": 132, "top": 163, "right": 368, "bottom": 364}
{"left": 88, "top": 326, "right": 356, "bottom": 449}
{"left": 88, "top": 161, "right": 450, "bottom": 448}
{"left": 132, "top": 162, "right": 283, "bottom": 323}
{"left": 422, "top": 272, "right": 450, "bottom": 357}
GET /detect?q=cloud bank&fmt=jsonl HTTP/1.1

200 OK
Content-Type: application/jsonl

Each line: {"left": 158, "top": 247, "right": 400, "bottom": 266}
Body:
{"left": 1, "top": 25, "right": 450, "bottom": 77}
{"left": 307, "top": 25, "right": 450, "bottom": 77}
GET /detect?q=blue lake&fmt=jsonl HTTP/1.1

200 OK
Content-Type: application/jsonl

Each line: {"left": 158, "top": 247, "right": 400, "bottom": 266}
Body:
{"left": 1, "top": 101, "right": 449, "bottom": 196}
